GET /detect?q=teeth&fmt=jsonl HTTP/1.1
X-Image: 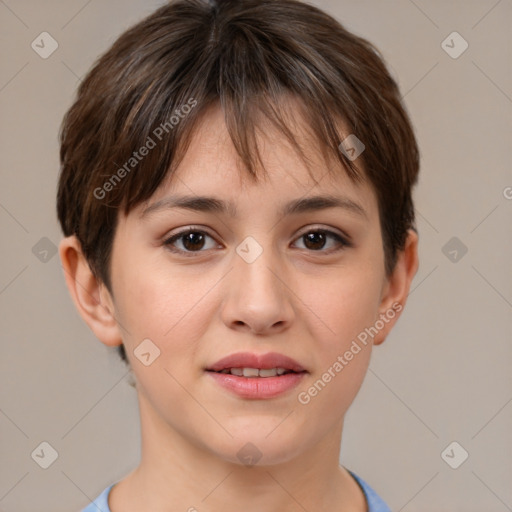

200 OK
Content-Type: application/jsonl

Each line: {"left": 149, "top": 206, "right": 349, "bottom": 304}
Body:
{"left": 259, "top": 368, "right": 278, "bottom": 377}
{"left": 243, "top": 367, "right": 260, "bottom": 377}
{"left": 218, "top": 367, "right": 291, "bottom": 377}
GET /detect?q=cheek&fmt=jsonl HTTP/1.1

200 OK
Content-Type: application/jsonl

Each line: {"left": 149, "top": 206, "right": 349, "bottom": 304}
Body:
{"left": 308, "top": 265, "right": 383, "bottom": 348}
{"left": 298, "top": 264, "right": 382, "bottom": 406}
{"left": 112, "top": 262, "right": 212, "bottom": 399}
{"left": 113, "top": 259, "right": 217, "bottom": 356}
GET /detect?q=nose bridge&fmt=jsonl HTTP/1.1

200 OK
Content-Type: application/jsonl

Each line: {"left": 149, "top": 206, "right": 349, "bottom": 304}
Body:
{"left": 222, "top": 232, "right": 294, "bottom": 332}
{"left": 234, "top": 233, "right": 283, "bottom": 300}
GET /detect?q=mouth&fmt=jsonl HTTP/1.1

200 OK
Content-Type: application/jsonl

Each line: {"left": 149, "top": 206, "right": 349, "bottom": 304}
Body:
{"left": 205, "top": 351, "right": 307, "bottom": 376}
{"left": 206, "top": 367, "right": 304, "bottom": 378}
{"left": 204, "top": 352, "right": 308, "bottom": 398}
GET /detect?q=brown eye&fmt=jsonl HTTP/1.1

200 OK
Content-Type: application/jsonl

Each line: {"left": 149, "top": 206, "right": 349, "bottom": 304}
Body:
{"left": 180, "top": 232, "right": 206, "bottom": 251}
{"left": 164, "top": 229, "right": 218, "bottom": 255}
{"left": 303, "top": 232, "right": 327, "bottom": 250}
{"left": 294, "top": 229, "right": 349, "bottom": 252}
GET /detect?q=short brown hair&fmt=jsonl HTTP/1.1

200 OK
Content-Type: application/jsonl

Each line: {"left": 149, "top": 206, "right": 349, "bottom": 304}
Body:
{"left": 57, "top": 0, "right": 420, "bottom": 364}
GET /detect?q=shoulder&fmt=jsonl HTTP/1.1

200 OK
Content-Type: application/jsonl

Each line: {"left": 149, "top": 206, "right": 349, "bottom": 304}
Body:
{"left": 80, "top": 484, "right": 115, "bottom": 512}
{"left": 348, "top": 471, "right": 392, "bottom": 512}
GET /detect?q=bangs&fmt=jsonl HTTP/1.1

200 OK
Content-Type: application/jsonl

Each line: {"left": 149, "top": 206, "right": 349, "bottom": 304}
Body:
{"left": 99, "top": 35, "right": 365, "bottom": 221}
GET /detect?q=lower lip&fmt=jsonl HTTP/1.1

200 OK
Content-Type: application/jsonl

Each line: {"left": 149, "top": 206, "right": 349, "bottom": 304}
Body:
{"left": 206, "top": 371, "right": 306, "bottom": 399}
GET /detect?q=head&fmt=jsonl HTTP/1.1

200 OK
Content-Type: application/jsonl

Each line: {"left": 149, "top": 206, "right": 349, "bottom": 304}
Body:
{"left": 58, "top": 0, "right": 419, "bottom": 465}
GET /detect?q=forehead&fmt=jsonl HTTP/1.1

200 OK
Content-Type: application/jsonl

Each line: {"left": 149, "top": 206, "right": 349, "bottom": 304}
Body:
{"left": 137, "top": 99, "right": 377, "bottom": 220}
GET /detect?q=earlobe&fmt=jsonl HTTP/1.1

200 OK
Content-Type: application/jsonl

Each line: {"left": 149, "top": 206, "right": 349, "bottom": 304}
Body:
{"left": 58, "top": 235, "right": 123, "bottom": 348}
{"left": 373, "top": 229, "right": 419, "bottom": 346}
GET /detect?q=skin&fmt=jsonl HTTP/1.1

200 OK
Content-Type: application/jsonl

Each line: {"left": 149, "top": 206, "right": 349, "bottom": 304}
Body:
{"left": 60, "top": 100, "right": 418, "bottom": 512}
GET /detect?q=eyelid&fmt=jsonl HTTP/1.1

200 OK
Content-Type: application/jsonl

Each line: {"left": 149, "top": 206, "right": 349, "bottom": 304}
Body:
{"left": 164, "top": 225, "right": 213, "bottom": 239}
{"left": 295, "top": 224, "right": 352, "bottom": 244}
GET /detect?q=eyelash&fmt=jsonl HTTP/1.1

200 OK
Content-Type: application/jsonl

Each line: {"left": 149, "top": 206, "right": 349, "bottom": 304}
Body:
{"left": 163, "top": 226, "right": 351, "bottom": 257}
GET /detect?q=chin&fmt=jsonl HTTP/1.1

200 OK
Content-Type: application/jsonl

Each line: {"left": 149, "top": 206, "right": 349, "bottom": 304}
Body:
{"left": 209, "top": 424, "right": 305, "bottom": 467}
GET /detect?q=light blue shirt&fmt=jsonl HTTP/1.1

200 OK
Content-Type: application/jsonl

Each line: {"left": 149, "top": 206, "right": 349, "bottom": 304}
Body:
{"left": 81, "top": 471, "right": 391, "bottom": 511}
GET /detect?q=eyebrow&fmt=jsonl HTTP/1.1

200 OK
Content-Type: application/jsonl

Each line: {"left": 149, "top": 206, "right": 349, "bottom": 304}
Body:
{"left": 140, "top": 194, "right": 367, "bottom": 220}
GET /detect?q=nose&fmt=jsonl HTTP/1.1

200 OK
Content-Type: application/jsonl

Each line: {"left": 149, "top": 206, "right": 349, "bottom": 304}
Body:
{"left": 220, "top": 240, "right": 295, "bottom": 335}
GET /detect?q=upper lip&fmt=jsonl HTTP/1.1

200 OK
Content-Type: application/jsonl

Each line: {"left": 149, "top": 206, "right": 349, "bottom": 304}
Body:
{"left": 206, "top": 352, "right": 307, "bottom": 373}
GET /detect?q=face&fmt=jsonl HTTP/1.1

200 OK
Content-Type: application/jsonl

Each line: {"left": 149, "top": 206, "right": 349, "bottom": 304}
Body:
{"left": 105, "top": 101, "right": 395, "bottom": 466}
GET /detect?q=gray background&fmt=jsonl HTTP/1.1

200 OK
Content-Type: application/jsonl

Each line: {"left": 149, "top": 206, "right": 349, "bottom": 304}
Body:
{"left": 0, "top": 0, "right": 511, "bottom": 510}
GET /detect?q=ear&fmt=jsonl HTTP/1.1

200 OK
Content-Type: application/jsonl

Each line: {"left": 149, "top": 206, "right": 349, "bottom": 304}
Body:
{"left": 58, "top": 235, "right": 123, "bottom": 348}
{"left": 373, "top": 229, "right": 419, "bottom": 346}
